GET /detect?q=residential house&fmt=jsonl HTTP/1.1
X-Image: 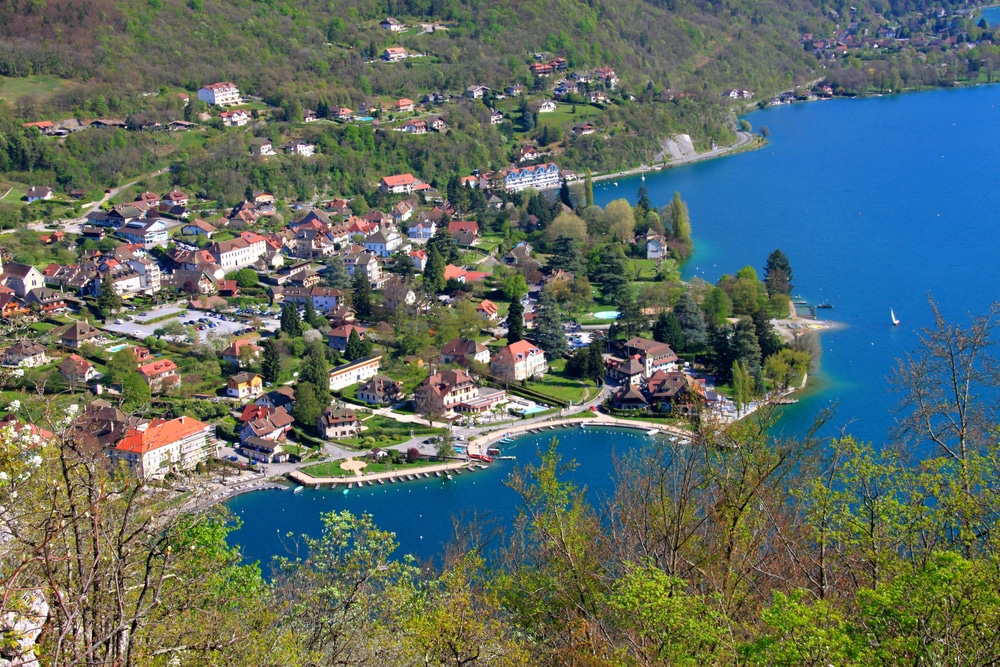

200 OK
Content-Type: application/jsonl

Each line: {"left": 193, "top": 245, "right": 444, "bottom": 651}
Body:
{"left": 333, "top": 107, "right": 354, "bottom": 120}
{"left": 646, "top": 234, "right": 668, "bottom": 260}
{"left": 164, "top": 189, "right": 189, "bottom": 207}
{"left": 284, "top": 141, "right": 316, "bottom": 157}
{"left": 380, "top": 17, "right": 406, "bottom": 31}
{"left": 254, "top": 387, "right": 295, "bottom": 413}
{"left": 165, "top": 269, "right": 216, "bottom": 295}
{"left": 612, "top": 384, "right": 650, "bottom": 410}
{"left": 530, "top": 62, "right": 554, "bottom": 76}
{"left": 303, "top": 109, "right": 318, "bottom": 122}
{"left": 554, "top": 81, "right": 578, "bottom": 97}
{"left": 428, "top": 116, "right": 447, "bottom": 131}
{"left": 379, "top": 173, "right": 421, "bottom": 195}
{"left": 0, "top": 262, "right": 45, "bottom": 298}
{"left": 621, "top": 337, "right": 678, "bottom": 376}
{"left": 26, "top": 186, "right": 53, "bottom": 203}
{"left": 208, "top": 232, "right": 267, "bottom": 270}
{"left": 250, "top": 138, "right": 276, "bottom": 157}
{"left": 441, "top": 338, "right": 491, "bottom": 366}
{"left": 24, "top": 287, "right": 67, "bottom": 313}
{"left": 443, "top": 264, "right": 489, "bottom": 284}
{"left": 573, "top": 122, "right": 595, "bottom": 135}
{"left": 383, "top": 47, "right": 408, "bottom": 61}
{"left": 491, "top": 340, "right": 548, "bottom": 382}
{"left": 363, "top": 230, "right": 405, "bottom": 258}
{"left": 280, "top": 286, "right": 343, "bottom": 311}
{"left": 0, "top": 294, "right": 29, "bottom": 318}
{"left": 240, "top": 437, "right": 288, "bottom": 463}
{"left": 317, "top": 407, "right": 361, "bottom": 439}
{"left": 589, "top": 91, "right": 608, "bottom": 103}
{"left": 502, "top": 242, "right": 533, "bottom": 266}
{"left": 506, "top": 84, "right": 526, "bottom": 95}
{"left": 138, "top": 359, "right": 180, "bottom": 394}
{"left": 517, "top": 145, "right": 539, "bottom": 162}
{"left": 595, "top": 67, "right": 619, "bottom": 88}
{"left": 537, "top": 100, "right": 558, "bottom": 113}
{"left": 646, "top": 370, "right": 697, "bottom": 413}
{"left": 401, "top": 119, "right": 427, "bottom": 134}
{"left": 392, "top": 200, "right": 415, "bottom": 223}
{"left": 109, "top": 415, "right": 216, "bottom": 479}
{"left": 239, "top": 406, "right": 294, "bottom": 445}
{"left": 407, "top": 219, "right": 436, "bottom": 240}
{"left": 222, "top": 339, "right": 262, "bottom": 367}
{"left": 344, "top": 253, "right": 382, "bottom": 285}
{"left": 328, "top": 324, "right": 369, "bottom": 353}
{"left": 393, "top": 98, "right": 415, "bottom": 113}
{"left": 2, "top": 341, "right": 47, "bottom": 368}
{"left": 409, "top": 249, "right": 428, "bottom": 271}
{"left": 226, "top": 372, "right": 264, "bottom": 400}
{"left": 607, "top": 355, "right": 646, "bottom": 386}
{"left": 466, "top": 85, "right": 489, "bottom": 99}
{"left": 417, "top": 368, "right": 478, "bottom": 414}
{"left": 448, "top": 220, "right": 479, "bottom": 245}
{"left": 182, "top": 219, "right": 217, "bottom": 238}
{"left": 58, "top": 321, "right": 103, "bottom": 349}
{"left": 198, "top": 82, "right": 240, "bottom": 106}
{"left": 58, "top": 354, "right": 96, "bottom": 385}
{"left": 220, "top": 110, "right": 250, "bottom": 127}
{"left": 118, "top": 218, "right": 168, "bottom": 248}
{"left": 476, "top": 299, "right": 500, "bottom": 321}
{"left": 489, "top": 109, "right": 503, "bottom": 125}
{"left": 356, "top": 374, "right": 403, "bottom": 405}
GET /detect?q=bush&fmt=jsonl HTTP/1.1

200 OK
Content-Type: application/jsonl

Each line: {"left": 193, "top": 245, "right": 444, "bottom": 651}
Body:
{"left": 406, "top": 447, "right": 420, "bottom": 462}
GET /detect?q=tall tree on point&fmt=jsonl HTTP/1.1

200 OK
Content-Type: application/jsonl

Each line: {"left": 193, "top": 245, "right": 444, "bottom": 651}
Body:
{"left": 261, "top": 338, "right": 281, "bottom": 383}
{"left": 423, "top": 246, "right": 446, "bottom": 293}
{"left": 669, "top": 191, "right": 691, "bottom": 246}
{"left": 763, "top": 248, "right": 794, "bottom": 296}
{"left": 584, "top": 169, "right": 594, "bottom": 208}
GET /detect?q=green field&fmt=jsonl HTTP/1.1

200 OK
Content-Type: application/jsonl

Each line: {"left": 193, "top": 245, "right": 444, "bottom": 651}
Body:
{"left": 0, "top": 75, "right": 71, "bottom": 102}
{"left": 301, "top": 457, "right": 445, "bottom": 477}
{"left": 523, "top": 359, "right": 591, "bottom": 404}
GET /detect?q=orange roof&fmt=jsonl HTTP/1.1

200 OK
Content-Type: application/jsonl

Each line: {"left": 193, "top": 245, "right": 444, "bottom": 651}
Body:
{"left": 23, "top": 120, "right": 54, "bottom": 129}
{"left": 380, "top": 174, "right": 416, "bottom": 187}
{"left": 396, "top": 98, "right": 414, "bottom": 106}
{"left": 138, "top": 359, "right": 178, "bottom": 377}
{"left": 116, "top": 415, "right": 210, "bottom": 454}
{"left": 477, "top": 299, "right": 498, "bottom": 315}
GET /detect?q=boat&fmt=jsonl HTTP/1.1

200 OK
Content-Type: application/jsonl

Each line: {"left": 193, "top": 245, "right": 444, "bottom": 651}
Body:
{"left": 817, "top": 301, "right": 833, "bottom": 309}
{"left": 366, "top": 480, "right": 373, "bottom": 486}
{"left": 446, "top": 473, "right": 453, "bottom": 480}
{"left": 377, "top": 479, "right": 384, "bottom": 485}
{"left": 454, "top": 469, "right": 462, "bottom": 475}
{"left": 292, "top": 486, "right": 304, "bottom": 494}
{"left": 342, "top": 488, "right": 349, "bottom": 495}
{"left": 435, "top": 471, "right": 442, "bottom": 477}
{"left": 891, "top": 308, "right": 900, "bottom": 326}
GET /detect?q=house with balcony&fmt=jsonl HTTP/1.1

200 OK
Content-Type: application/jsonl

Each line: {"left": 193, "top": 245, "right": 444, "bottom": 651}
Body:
{"left": 499, "top": 163, "right": 561, "bottom": 192}
{"left": 239, "top": 406, "right": 294, "bottom": 445}
{"left": 356, "top": 374, "right": 403, "bottom": 405}
{"left": 198, "top": 82, "right": 240, "bottom": 106}
{"left": 118, "top": 218, "right": 169, "bottom": 249}
{"left": 328, "top": 355, "right": 381, "bottom": 390}
{"left": 219, "top": 109, "right": 250, "bottom": 127}
{"left": 417, "top": 368, "right": 478, "bottom": 415}
{"left": 2, "top": 341, "right": 47, "bottom": 368}
{"left": 383, "top": 46, "right": 408, "bottom": 62}
{"left": 363, "top": 230, "right": 405, "bottom": 258}
{"left": 138, "top": 359, "right": 180, "bottom": 394}
{"left": 317, "top": 407, "right": 362, "bottom": 439}
{"left": 109, "top": 415, "right": 216, "bottom": 479}
{"left": 58, "top": 354, "right": 97, "bottom": 385}
{"left": 441, "top": 338, "right": 491, "bottom": 366}
{"left": 226, "top": 372, "right": 264, "bottom": 400}
{"left": 222, "top": 339, "right": 262, "bottom": 367}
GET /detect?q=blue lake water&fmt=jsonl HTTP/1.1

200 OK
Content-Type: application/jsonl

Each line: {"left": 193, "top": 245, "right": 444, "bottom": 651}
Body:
{"left": 980, "top": 5, "right": 1000, "bottom": 25}
{"left": 229, "top": 85, "right": 1000, "bottom": 564}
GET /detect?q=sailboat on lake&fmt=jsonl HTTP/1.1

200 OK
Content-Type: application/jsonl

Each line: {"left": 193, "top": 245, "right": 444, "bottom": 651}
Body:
{"left": 891, "top": 308, "right": 900, "bottom": 326}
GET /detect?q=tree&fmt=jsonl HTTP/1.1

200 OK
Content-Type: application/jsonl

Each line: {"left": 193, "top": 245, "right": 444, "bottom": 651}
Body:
{"left": 617, "top": 290, "right": 645, "bottom": 340}
{"left": 292, "top": 382, "right": 326, "bottom": 429}
{"left": 344, "top": 329, "right": 371, "bottom": 361}
{"left": 532, "top": 290, "right": 569, "bottom": 360}
{"left": 303, "top": 299, "right": 322, "bottom": 329}
{"left": 280, "top": 302, "right": 302, "bottom": 337}
{"left": 502, "top": 273, "right": 528, "bottom": 301}
{"left": 96, "top": 285, "right": 122, "bottom": 319}
{"left": 673, "top": 292, "right": 707, "bottom": 350}
{"left": 701, "top": 286, "right": 732, "bottom": 327}
{"left": 352, "top": 270, "right": 373, "bottom": 320}
{"left": 763, "top": 249, "right": 794, "bottom": 296}
{"left": 653, "top": 311, "right": 685, "bottom": 352}
{"left": 605, "top": 199, "right": 636, "bottom": 243}
{"left": 731, "top": 359, "right": 752, "bottom": 415}
{"left": 545, "top": 235, "right": 583, "bottom": 274}
{"left": 507, "top": 299, "right": 525, "bottom": 344}
{"left": 261, "top": 338, "right": 281, "bottom": 383}
{"left": 428, "top": 224, "right": 460, "bottom": 264}
{"left": 732, "top": 318, "right": 763, "bottom": 377}
{"left": 545, "top": 213, "right": 587, "bottom": 244}
{"left": 752, "top": 309, "right": 784, "bottom": 360}
{"left": 764, "top": 348, "right": 810, "bottom": 390}
{"left": 235, "top": 268, "right": 259, "bottom": 288}
{"left": 559, "top": 179, "right": 573, "bottom": 208}
{"left": 635, "top": 183, "right": 651, "bottom": 219}
{"left": 324, "top": 255, "right": 352, "bottom": 290}
{"left": 424, "top": 246, "right": 446, "bottom": 293}
{"left": 584, "top": 169, "right": 594, "bottom": 208}
{"left": 300, "top": 342, "right": 330, "bottom": 390}
{"left": 668, "top": 191, "right": 691, "bottom": 246}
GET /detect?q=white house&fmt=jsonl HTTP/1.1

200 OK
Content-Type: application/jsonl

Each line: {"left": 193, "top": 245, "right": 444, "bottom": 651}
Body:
{"left": 118, "top": 219, "right": 168, "bottom": 248}
{"left": 26, "top": 186, "right": 53, "bottom": 203}
{"left": 328, "top": 356, "right": 382, "bottom": 391}
{"left": 363, "top": 230, "right": 404, "bottom": 258}
{"left": 499, "top": 163, "right": 561, "bottom": 192}
{"left": 250, "top": 138, "right": 276, "bottom": 157}
{"left": 408, "top": 219, "right": 436, "bottom": 240}
{"left": 538, "top": 100, "right": 558, "bottom": 113}
{"left": 380, "top": 17, "right": 406, "bottom": 31}
{"left": 220, "top": 110, "right": 250, "bottom": 127}
{"left": 284, "top": 141, "right": 316, "bottom": 157}
{"left": 491, "top": 340, "right": 548, "bottom": 382}
{"left": 198, "top": 82, "right": 240, "bottom": 106}
{"left": 109, "top": 416, "right": 216, "bottom": 479}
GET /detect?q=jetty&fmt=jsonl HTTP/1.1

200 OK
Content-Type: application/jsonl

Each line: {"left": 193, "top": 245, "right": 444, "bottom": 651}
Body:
{"left": 289, "top": 459, "right": 475, "bottom": 488}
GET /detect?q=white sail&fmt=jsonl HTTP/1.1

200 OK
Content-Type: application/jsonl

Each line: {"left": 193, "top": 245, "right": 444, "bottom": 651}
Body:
{"left": 891, "top": 308, "right": 900, "bottom": 326}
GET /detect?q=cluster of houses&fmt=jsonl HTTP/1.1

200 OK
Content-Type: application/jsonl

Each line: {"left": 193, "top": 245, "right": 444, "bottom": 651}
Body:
{"left": 605, "top": 337, "right": 710, "bottom": 414}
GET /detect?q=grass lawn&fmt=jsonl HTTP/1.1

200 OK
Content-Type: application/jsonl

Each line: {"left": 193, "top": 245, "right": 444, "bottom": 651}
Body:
{"left": 0, "top": 75, "right": 71, "bottom": 102}
{"left": 535, "top": 103, "right": 602, "bottom": 128}
{"left": 524, "top": 360, "right": 590, "bottom": 404}
{"left": 301, "top": 457, "right": 447, "bottom": 478}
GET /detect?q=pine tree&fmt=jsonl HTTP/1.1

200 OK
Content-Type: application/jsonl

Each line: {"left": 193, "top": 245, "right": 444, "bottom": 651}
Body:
{"left": 635, "top": 183, "right": 651, "bottom": 219}
{"left": 763, "top": 248, "right": 793, "bottom": 296}
{"left": 352, "top": 270, "right": 373, "bottom": 319}
{"left": 586, "top": 341, "right": 605, "bottom": 386}
{"left": 673, "top": 292, "right": 707, "bottom": 350}
{"left": 653, "top": 311, "right": 685, "bottom": 352}
{"left": 559, "top": 179, "right": 573, "bottom": 209}
{"left": 300, "top": 342, "right": 330, "bottom": 389}
{"left": 507, "top": 298, "right": 525, "bottom": 344}
{"left": 428, "top": 225, "right": 460, "bottom": 264}
{"left": 585, "top": 169, "right": 594, "bottom": 208}
{"left": 423, "top": 246, "right": 446, "bottom": 293}
{"left": 617, "top": 291, "right": 645, "bottom": 340}
{"left": 303, "top": 299, "right": 322, "bottom": 329}
{"left": 732, "top": 318, "right": 763, "bottom": 376}
{"left": 292, "top": 382, "right": 325, "bottom": 428}
{"left": 344, "top": 329, "right": 371, "bottom": 361}
{"left": 324, "top": 255, "right": 352, "bottom": 290}
{"left": 752, "top": 309, "right": 784, "bottom": 360}
{"left": 533, "top": 290, "right": 569, "bottom": 359}
{"left": 96, "top": 285, "right": 122, "bottom": 319}
{"left": 280, "top": 302, "right": 302, "bottom": 337}
{"left": 546, "top": 235, "right": 582, "bottom": 274}
{"left": 261, "top": 339, "right": 281, "bottom": 383}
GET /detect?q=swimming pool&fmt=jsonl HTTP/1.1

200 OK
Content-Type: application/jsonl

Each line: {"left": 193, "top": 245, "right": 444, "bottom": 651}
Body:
{"left": 593, "top": 311, "right": 620, "bottom": 320}
{"left": 105, "top": 344, "right": 128, "bottom": 353}
{"left": 357, "top": 116, "right": 375, "bottom": 122}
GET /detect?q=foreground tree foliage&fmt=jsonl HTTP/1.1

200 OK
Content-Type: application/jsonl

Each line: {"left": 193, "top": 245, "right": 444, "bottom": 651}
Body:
{"left": 6, "top": 301, "right": 1000, "bottom": 664}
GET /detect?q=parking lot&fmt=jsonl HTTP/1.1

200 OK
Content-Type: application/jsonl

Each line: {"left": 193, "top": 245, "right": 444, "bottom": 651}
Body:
{"left": 103, "top": 305, "right": 258, "bottom": 343}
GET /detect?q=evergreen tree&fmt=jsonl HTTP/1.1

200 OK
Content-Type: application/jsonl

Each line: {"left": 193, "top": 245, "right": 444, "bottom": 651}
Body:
{"left": 532, "top": 290, "right": 569, "bottom": 359}
{"left": 731, "top": 360, "right": 752, "bottom": 415}
{"left": 527, "top": 192, "right": 553, "bottom": 229}
{"left": 324, "top": 255, "right": 352, "bottom": 290}
{"left": 585, "top": 169, "right": 594, "bottom": 208}
{"left": 352, "top": 270, "right": 373, "bottom": 319}
{"left": 752, "top": 309, "right": 784, "bottom": 360}
{"left": 586, "top": 340, "right": 605, "bottom": 386}
{"left": 653, "top": 311, "right": 685, "bottom": 352}
{"left": 387, "top": 250, "right": 415, "bottom": 279}
{"left": 635, "top": 183, "right": 651, "bottom": 220}
{"left": 507, "top": 298, "right": 525, "bottom": 344}
{"left": 280, "top": 302, "right": 302, "bottom": 337}
{"left": 732, "top": 318, "right": 763, "bottom": 376}
{"left": 559, "top": 179, "right": 573, "bottom": 209}
{"left": 300, "top": 342, "right": 330, "bottom": 389}
{"left": 546, "top": 235, "right": 582, "bottom": 274}
{"left": 423, "top": 246, "right": 446, "bottom": 293}
{"left": 344, "top": 329, "right": 371, "bottom": 361}
{"left": 261, "top": 339, "right": 281, "bottom": 383}
{"left": 701, "top": 286, "right": 732, "bottom": 327}
{"left": 617, "top": 290, "right": 645, "bottom": 340}
{"left": 292, "top": 382, "right": 325, "bottom": 428}
{"left": 428, "top": 225, "right": 460, "bottom": 264}
{"left": 303, "top": 299, "right": 323, "bottom": 329}
{"left": 96, "top": 285, "right": 122, "bottom": 319}
{"left": 763, "top": 248, "right": 794, "bottom": 296}
{"left": 673, "top": 292, "right": 707, "bottom": 350}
